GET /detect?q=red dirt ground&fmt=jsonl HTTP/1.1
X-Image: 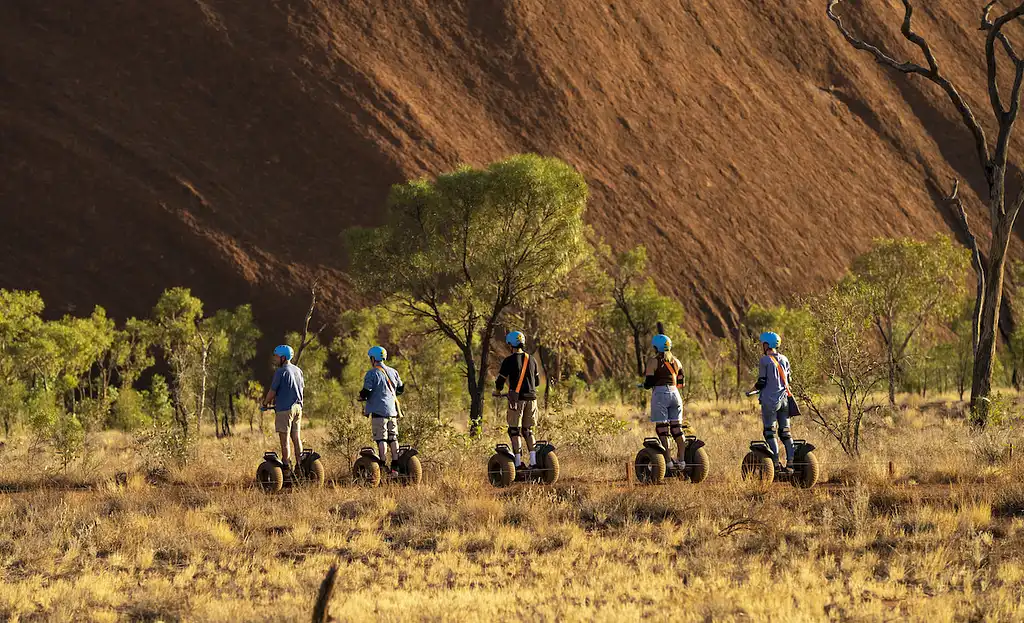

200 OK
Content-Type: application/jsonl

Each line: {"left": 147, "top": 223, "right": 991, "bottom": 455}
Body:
{"left": 1, "top": 0, "right": 1019, "bottom": 343}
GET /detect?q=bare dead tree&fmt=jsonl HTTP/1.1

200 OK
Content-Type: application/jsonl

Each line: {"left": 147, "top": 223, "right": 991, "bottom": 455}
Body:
{"left": 294, "top": 278, "right": 326, "bottom": 365}
{"left": 826, "top": 0, "right": 1024, "bottom": 424}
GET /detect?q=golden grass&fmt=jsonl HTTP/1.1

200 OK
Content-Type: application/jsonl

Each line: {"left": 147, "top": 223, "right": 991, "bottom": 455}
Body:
{"left": 0, "top": 400, "right": 1023, "bottom": 621}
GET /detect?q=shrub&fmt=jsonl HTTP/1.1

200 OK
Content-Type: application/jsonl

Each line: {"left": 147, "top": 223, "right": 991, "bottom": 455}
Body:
{"left": 108, "top": 388, "right": 151, "bottom": 432}
{"left": 546, "top": 407, "right": 628, "bottom": 452}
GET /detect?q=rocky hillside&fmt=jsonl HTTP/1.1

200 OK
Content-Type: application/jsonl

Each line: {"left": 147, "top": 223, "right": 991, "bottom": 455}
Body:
{"left": 0, "top": 0, "right": 1012, "bottom": 342}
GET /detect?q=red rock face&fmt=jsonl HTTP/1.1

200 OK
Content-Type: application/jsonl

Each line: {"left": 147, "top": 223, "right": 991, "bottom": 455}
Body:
{"left": 0, "top": 0, "right": 1007, "bottom": 345}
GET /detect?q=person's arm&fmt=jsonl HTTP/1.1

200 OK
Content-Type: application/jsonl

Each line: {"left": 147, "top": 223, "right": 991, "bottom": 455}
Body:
{"left": 264, "top": 369, "right": 283, "bottom": 406}
{"left": 359, "top": 369, "right": 374, "bottom": 402}
{"left": 495, "top": 357, "right": 510, "bottom": 392}
{"left": 643, "top": 357, "right": 657, "bottom": 389}
{"left": 395, "top": 369, "right": 405, "bottom": 396}
{"left": 754, "top": 358, "right": 768, "bottom": 390}
{"left": 532, "top": 358, "right": 540, "bottom": 386}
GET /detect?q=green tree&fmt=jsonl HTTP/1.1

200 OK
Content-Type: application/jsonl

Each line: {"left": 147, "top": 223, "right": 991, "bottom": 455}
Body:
{"left": 151, "top": 288, "right": 210, "bottom": 436}
{"left": 522, "top": 242, "right": 608, "bottom": 407}
{"left": 347, "top": 154, "right": 588, "bottom": 436}
{"left": 205, "top": 305, "right": 260, "bottom": 437}
{"left": 0, "top": 290, "right": 45, "bottom": 434}
{"left": 602, "top": 244, "right": 684, "bottom": 377}
{"left": 849, "top": 235, "right": 969, "bottom": 406}
{"left": 705, "top": 337, "right": 735, "bottom": 402}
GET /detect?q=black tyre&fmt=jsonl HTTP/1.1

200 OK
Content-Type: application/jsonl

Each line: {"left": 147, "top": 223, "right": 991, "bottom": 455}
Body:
{"left": 402, "top": 455, "right": 423, "bottom": 486}
{"left": 539, "top": 451, "right": 560, "bottom": 485}
{"left": 353, "top": 455, "right": 382, "bottom": 488}
{"left": 791, "top": 451, "right": 820, "bottom": 489}
{"left": 687, "top": 446, "right": 710, "bottom": 484}
{"left": 634, "top": 448, "right": 666, "bottom": 485}
{"left": 487, "top": 454, "right": 515, "bottom": 487}
{"left": 256, "top": 461, "right": 284, "bottom": 493}
{"left": 299, "top": 457, "right": 326, "bottom": 487}
{"left": 741, "top": 451, "right": 774, "bottom": 484}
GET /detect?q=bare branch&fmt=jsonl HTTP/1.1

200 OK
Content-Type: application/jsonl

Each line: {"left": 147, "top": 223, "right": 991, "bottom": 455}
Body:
{"left": 946, "top": 178, "right": 985, "bottom": 355}
{"left": 293, "top": 278, "right": 321, "bottom": 365}
{"left": 982, "top": 1, "right": 1021, "bottom": 64}
{"left": 826, "top": 0, "right": 929, "bottom": 75}
{"left": 827, "top": 0, "right": 992, "bottom": 178}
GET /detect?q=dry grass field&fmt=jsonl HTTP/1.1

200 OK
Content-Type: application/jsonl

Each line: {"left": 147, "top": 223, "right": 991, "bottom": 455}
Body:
{"left": 1, "top": 397, "right": 1023, "bottom": 622}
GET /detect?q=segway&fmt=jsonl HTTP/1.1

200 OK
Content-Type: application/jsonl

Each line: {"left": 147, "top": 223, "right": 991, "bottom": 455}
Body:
{"left": 256, "top": 449, "right": 326, "bottom": 493}
{"left": 741, "top": 390, "right": 819, "bottom": 488}
{"left": 741, "top": 440, "right": 819, "bottom": 488}
{"left": 486, "top": 440, "right": 560, "bottom": 487}
{"left": 352, "top": 445, "right": 423, "bottom": 487}
{"left": 633, "top": 432, "right": 710, "bottom": 485}
{"left": 254, "top": 407, "right": 325, "bottom": 493}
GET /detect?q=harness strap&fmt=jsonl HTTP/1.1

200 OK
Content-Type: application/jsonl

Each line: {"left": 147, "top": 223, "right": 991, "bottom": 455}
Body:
{"left": 374, "top": 365, "right": 397, "bottom": 395}
{"left": 662, "top": 356, "right": 683, "bottom": 388}
{"left": 768, "top": 355, "right": 793, "bottom": 397}
{"left": 515, "top": 353, "right": 530, "bottom": 393}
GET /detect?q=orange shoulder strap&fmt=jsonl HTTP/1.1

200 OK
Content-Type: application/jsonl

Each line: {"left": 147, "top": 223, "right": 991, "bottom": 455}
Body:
{"left": 515, "top": 353, "right": 530, "bottom": 393}
{"left": 663, "top": 356, "right": 681, "bottom": 386}
{"left": 769, "top": 356, "right": 792, "bottom": 397}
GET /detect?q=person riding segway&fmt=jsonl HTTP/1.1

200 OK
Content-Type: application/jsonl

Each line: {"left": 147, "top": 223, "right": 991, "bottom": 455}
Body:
{"left": 352, "top": 346, "right": 422, "bottom": 487}
{"left": 486, "top": 331, "right": 559, "bottom": 487}
{"left": 741, "top": 331, "right": 819, "bottom": 488}
{"left": 633, "top": 329, "right": 710, "bottom": 484}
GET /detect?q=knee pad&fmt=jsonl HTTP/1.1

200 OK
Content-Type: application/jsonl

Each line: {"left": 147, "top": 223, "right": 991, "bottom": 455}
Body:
{"left": 507, "top": 426, "right": 520, "bottom": 437}
{"left": 387, "top": 436, "right": 398, "bottom": 443}
{"left": 655, "top": 423, "right": 670, "bottom": 436}
{"left": 521, "top": 426, "right": 533, "bottom": 437}
{"left": 374, "top": 438, "right": 386, "bottom": 444}
{"left": 763, "top": 427, "right": 776, "bottom": 439}
{"left": 670, "top": 424, "right": 683, "bottom": 438}
{"left": 779, "top": 426, "right": 792, "bottom": 440}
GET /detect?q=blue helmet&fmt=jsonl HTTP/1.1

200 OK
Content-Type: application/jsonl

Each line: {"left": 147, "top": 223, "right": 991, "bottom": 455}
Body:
{"left": 368, "top": 346, "right": 387, "bottom": 362}
{"left": 759, "top": 332, "right": 781, "bottom": 349}
{"left": 273, "top": 344, "right": 294, "bottom": 361}
{"left": 652, "top": 334, "right": 672, "bottom": 353}
{"left": 506, "top": 331, "right": 526, "bottom": 348}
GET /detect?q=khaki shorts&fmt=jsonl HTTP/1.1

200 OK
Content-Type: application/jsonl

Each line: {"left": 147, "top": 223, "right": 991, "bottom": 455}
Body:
{"left": 506, "top": 399, "right": 538, "bottom": 429}
{"left": 371, "top": 416, "right": 398, "bottom": 442}
{"left": 275, "top": 404, "right": 302, "bottom": 434}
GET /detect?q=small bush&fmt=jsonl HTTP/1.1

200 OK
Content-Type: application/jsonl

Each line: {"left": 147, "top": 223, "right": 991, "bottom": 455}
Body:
{"left": 108, "top": 388, "right": 152, "bottom": 432}
{"left": 546, "top": 407, "right": 628, "bottom": 452}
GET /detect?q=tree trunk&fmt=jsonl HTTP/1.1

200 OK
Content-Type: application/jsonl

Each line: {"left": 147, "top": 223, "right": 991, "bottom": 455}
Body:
{"left": 466, "top": 349, "right": 482, "bottom": 437}
{"left": 735, "top": 326, "right": 743, "bottom": 399}
{"left": 631, "top": 330, "right": 644, "bottom": 377}
{"left": 468, "top": 325, "right": 493, "bottom": 438}
{"left": 971, "top": 225, "right": 1011, "bottom": 426}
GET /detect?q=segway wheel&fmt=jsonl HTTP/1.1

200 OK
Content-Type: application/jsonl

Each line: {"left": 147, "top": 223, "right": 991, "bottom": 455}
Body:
{"left": 353, "top": 455, "right": 382, "bottom": 488}
{"left": 539, "top": 451, "right": 560, "bottom": 485}
{"left": 687, "top": 446, "right": 710, "bottom": 484}
{"left": 487, "top": 454, "right": 516, "bottom": 487}
{"left": 741, "top": 451, "right": 775, "bottom": 484}
{"left": 256, "top": 461, "right": 284, "bottom": 493}
{"left": 634, "top": 448, "right": 666, "bottom": 485}
{"left": 791, "top": 451, "right": 820, "bottom": 489}
{"left": 402, "top": 455, "right": 423, "bottom": 487}
{"left": 299, "top": 457, "right": 326, "bottom": 488}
